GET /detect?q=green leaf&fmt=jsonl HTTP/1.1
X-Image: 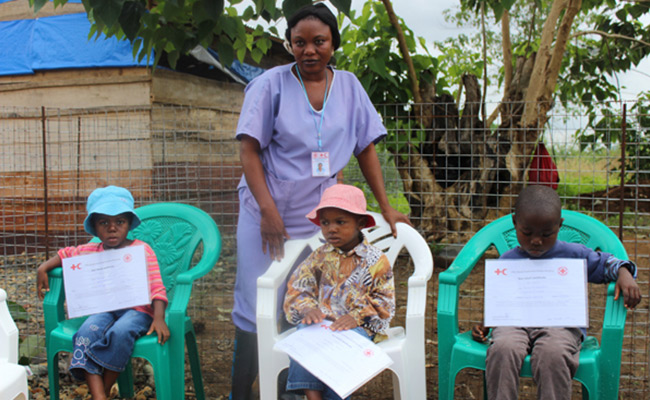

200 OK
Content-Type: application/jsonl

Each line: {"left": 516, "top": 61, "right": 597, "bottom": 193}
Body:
{"left": 7, "top": 301, "right": 27, "bottom": 322}
{"left": 330, "top": 0, "right": 351, "bottom": 17}
{"left": 251, "top": 47, "right": 264, "bottom": 64}
{"left": 31, "top": 0, "right": 48, "bottom": 13}
{"left": 282, "top": 0, "right": 311, "bottom": 20}
{"left": 217, "top": 37, "right": 236, "bottom": 66}
{"left": 118, "top": 1, "right": 145, "bottom": 41}
{"left": 202, "top": 0, "right": 225, "bottom": 21}
{"left": 88, "top": 0, "right": 124, "bottom": 28}
{"left": 367, "top": 57, "right": 386, "bottom": 78}
{"left": 256, "top": 37, "right": 272, "bottom": 53}
{"left": 132, "top": 38, "right": 142, "bottom": 59}
{"left": 242, "top": 5, "right": 255, "bottom": 20}
{"left": 167, "top": 49, "right": 180, "bottom": 69}
{"left": 19, "top": 335, "right": 45, "bottom": 365}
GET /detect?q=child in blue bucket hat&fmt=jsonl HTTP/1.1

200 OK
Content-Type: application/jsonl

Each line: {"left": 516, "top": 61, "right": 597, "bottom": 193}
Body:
{"left": 37, "top": 186, "right": 169, "bottom": 399}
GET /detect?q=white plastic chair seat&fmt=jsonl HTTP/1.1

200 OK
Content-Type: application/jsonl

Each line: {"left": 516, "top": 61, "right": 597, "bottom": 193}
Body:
{"left": 0, "top": 363, "right": 29, "bottom": 400}
{"left": 256, "top": 212, "right": 433, "bottom": 400}
{"left": 0, "top": 288, "right": 29, "bottom": 400}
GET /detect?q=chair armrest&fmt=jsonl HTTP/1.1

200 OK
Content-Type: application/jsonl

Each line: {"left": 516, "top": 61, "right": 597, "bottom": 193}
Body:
{"left": 43, "top": 268, "right": 66, "bottom": 337}
{"left": 601, "top": 281, "right": 627, "bottom": 348}
{"left": 176, "top": 227, "right": 222, "bottom": 284}
{"left": 257, "top": 239, "right": 311, "bottom": 330}
{"left": 436, "top": 232, "right": 493, "bottom": 343}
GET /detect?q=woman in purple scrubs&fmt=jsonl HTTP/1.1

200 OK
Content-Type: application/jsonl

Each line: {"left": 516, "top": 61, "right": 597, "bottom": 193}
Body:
{"left": 229, "top": 4, "right": 410, "bottom": 398}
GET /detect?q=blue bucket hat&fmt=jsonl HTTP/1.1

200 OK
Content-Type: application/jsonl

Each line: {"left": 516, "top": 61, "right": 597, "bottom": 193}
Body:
{"left": 83, "top": 186, "right": 141, "bottom": 236}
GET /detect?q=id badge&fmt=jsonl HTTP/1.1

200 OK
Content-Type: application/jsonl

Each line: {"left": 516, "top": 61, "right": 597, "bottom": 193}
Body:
{"left": 312, "top": 152, "right": 331, "bottom": 177}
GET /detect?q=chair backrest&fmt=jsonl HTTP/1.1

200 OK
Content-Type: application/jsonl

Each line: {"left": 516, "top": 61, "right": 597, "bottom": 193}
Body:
{"left": 364, "top": 212, "right": 433, "bottom": 281}
{"left": 488, "top": 210, "right": 628, "bottom": 258}
{"left": 0, "top": 289, "right": 19, "bottom": 364}
{"left": 130, "top": 203, "right": 222, "bottom": 302}
{"left": 444, "top": 210, "right": 628, "bottom": 286}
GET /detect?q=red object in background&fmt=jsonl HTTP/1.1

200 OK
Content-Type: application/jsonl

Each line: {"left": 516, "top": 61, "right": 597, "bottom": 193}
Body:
{"left": 528, "top": 142, "right": 559, "bottom": 190}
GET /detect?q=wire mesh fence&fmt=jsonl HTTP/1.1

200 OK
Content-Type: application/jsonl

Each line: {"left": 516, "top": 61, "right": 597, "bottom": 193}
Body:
{"left": 1, "top": 101, "right": 648, "bottom": 399}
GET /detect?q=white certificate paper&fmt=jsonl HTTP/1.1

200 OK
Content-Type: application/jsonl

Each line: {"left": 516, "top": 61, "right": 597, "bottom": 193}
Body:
{"left": 62, "top": 245, "right": 150, "bottom": 318}
{"left": 274, "top": 320, "right": 393, "bottom": 398}
{"left": 484, "top": 258, "right": 588, "bottom": 327}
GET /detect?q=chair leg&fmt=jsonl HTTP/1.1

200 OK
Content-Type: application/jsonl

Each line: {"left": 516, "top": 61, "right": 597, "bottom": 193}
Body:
{"left": 116, "top": 360, "right": 135, "bottom": 398}
{"left": 437, "top": 369, "right": 454, "bottom": 400}
{"left": 391, "top": 371, "right": 402, "bottom": 400}
{"left": 186, "top": 329, "right": 205, "bottom": 400}
{"left": 47, "top": 351, "right": 60, "bottom": 400}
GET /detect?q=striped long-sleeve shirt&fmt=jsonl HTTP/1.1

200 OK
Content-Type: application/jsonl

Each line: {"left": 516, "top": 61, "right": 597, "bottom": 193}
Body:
{"left": 58, "top": 239, "right": 168, "bottom": 316}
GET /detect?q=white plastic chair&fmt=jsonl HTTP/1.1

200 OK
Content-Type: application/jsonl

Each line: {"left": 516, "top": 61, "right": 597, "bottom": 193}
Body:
{"left": 256, "top": 212, "right": 433, "bottom": 400}
{"left": 0, "top": 288, "right": 30, "bottom": 400}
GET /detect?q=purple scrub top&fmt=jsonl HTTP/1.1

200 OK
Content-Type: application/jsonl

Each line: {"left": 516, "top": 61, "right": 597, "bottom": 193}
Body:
{"left": 232, "top": 62, "right": 387, "bottom": 332}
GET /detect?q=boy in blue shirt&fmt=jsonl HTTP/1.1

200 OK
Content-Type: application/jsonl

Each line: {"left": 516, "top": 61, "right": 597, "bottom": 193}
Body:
{"left": 472, "top": 185, "right": 641, "bottom": 400}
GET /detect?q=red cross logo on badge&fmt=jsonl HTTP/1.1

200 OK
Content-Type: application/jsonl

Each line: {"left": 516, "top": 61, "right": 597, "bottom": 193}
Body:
{"left": 123, "top": 254, "right": 132, "bottom": 263}
{"left": 558, "top": 266, "right": 568, "bottom": 276}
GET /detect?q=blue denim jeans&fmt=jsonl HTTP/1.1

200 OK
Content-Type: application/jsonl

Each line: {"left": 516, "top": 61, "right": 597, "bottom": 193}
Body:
{"left": 69, "top": 309, "right": 152, "bottom": 381}
{"left": 286, "top": 324, "right": 372, "bottom": 400}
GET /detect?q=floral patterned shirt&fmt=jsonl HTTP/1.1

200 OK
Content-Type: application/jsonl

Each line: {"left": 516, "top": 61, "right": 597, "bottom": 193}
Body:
{"left": 283, "top": 237, "right": 395, "bottom": 336}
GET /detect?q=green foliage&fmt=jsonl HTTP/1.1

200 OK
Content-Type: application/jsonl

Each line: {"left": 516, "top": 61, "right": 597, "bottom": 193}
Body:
{"left": 7, "top": 301, "right": 43, "bottom": 366}
{"left": 7, "top": 300, "right": 28, "bottom": 322}
{"left": 29, "top": 0, "right": 350, "bottom": 69}
{"left": 575, "top": 92, "right": 650, "bottom": 181}
{"left": 335, "top": 1, "right": 442, "bottom": 105}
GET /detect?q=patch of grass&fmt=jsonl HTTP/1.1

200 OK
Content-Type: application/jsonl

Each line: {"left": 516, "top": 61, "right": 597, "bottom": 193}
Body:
{"left": 553, "top": 146, "right": 622, "bottom": 197}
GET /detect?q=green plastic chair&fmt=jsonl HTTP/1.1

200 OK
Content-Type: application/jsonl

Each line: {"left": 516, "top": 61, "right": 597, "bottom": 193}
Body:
{"left": 43, "top": 202, "right": 222, "bottom": 400}
{"left": 437, "top": 210, "right": 629, "bottom": 400}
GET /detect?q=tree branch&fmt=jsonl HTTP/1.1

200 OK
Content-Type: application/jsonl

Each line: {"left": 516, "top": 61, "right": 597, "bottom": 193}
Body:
{"left": 380, "top": 0, "right": 422, "bottom": 104}
{"left": 570, "top": 30, "right": 650, "bottom": 48}
{"left": 502, "top": 9, "right": 513, "bottom": 96}
{"left": 544, "top": 0, "right": 582, "bottom": 103}
{"left": 522, "top": 0, "right": 568, "bottom": 127}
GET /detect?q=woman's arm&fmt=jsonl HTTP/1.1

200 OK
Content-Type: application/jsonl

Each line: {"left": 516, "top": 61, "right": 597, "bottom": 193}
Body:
{"left": 240, "top": 135, "right": 290, "bottom": 261}
{"left": 356, "top": 143, "right": 412, "bottom": 236}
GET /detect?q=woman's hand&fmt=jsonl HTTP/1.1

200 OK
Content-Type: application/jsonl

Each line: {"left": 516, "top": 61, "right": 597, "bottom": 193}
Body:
{"left": 381, "top": 206, "right": 412, "bottom": 237}
{"left": 147, "top": 317, "right": 171, "bottom": 344}
{"left": 240, "top": 135, "right": 290, "bottom": 261}
{"left": 615, "top": 267, "right": 642, "bottom": 309}
{"left": 260, "top": 207, "right": 290, "bottom": 261}
{"left": 472, "top": 324, "right": 490, "bottom": 343}
{"left": 357, "top": 143, "right": 413, "bottom": 237}
{"left": 301, "top": 307, "right": 325, "bottom": 325}
{"left": 330, "top": 314, "right": 358, "bottom": 331}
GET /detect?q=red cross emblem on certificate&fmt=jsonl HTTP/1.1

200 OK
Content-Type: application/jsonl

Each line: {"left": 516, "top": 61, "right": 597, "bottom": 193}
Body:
{"left": 123, "top": 253, "right": 133, "bottom": 263}
{"left": 558, "top": 266, "right": 568, "bottom": 276}
{"left": 494, "top": 268, "right": 507, "bottom": 276}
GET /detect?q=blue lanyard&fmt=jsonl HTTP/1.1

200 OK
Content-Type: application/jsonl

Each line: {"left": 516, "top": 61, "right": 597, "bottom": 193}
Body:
{"left": 296, "top": 64, "right": 330, "bottom": 151}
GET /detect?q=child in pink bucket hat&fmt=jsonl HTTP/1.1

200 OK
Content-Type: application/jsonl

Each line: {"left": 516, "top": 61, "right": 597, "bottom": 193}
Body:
{"left": 283, "top": 184, "right": 395, "bottom": 399}
{"left": 305, "top": 183, "right": 376, "bottom": 229}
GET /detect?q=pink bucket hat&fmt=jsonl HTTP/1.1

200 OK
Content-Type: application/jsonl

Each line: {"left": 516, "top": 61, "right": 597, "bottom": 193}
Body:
{"left": 306, "top": 184, "right": 376, "bottom": 228}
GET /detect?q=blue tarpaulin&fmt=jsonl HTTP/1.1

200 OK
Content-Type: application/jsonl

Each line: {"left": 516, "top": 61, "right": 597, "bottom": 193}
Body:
{"left": 0, "top": 10, "right": 265, "bottom": 82}
{"left": 0, "top": 13, "right": 151, "bottom": 76}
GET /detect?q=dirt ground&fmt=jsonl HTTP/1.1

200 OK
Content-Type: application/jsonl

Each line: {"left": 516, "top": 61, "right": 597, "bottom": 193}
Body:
{"left": 9, "top": 194, "right": 650, "bottom": 399}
